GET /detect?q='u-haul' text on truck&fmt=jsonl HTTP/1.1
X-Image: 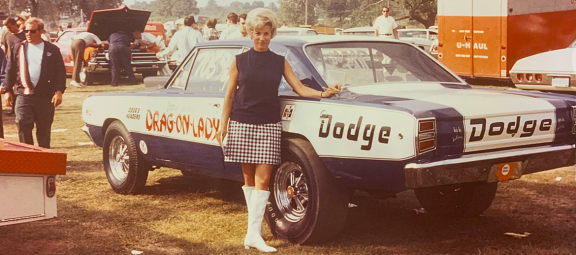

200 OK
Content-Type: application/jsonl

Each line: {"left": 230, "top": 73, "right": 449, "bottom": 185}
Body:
{"left": 438, "top": 0, "right": 576, "bottom": 79}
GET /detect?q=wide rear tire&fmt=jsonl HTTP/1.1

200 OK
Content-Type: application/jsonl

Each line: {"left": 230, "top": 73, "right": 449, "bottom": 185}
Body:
{"left": 103, "top": 121, "right": 149, "bottom": 194}
{"left": 265, "top": 138, "right": 349, "bottom": 244}
{"left": 414, "top": 182, "right": 498, "bottom": 217}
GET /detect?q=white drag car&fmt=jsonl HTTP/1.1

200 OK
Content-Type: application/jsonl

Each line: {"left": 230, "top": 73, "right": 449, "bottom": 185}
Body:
{"left": 82, "top": 36, "right": 576, "bottom": 244}
{"left": 510, "top": 39, "right": 576, "bottom": 92}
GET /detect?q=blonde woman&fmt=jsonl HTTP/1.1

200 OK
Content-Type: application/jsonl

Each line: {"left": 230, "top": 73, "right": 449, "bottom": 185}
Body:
{"left": 215, "top": 8, "right": 341, "bottom": 253}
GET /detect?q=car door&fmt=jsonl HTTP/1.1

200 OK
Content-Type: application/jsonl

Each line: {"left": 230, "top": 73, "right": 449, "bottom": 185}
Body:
{"left": 181, "top": 46, "right": 245, "bottom": 178}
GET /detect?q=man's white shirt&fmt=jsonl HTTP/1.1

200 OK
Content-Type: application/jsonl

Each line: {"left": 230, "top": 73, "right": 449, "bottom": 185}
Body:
{"left": 226, "top": 29, "right": 246, "bottom": 39}
{"left": 74, "top": 32, "right": 102, "bottom": 45}
{"left": 219, "top": 24, "right": 239, "bottom": 40}
{"left": 135, "top": 32, "right": 166, "bottom": 49}
{"left": 373, "top": 16, "right": 398, "bottom": 35}
{"left": 27, "top": 42, "right": 45, "bottom": 87}
{"left": 160, "top": 26, "right": 205, "bottom": 63}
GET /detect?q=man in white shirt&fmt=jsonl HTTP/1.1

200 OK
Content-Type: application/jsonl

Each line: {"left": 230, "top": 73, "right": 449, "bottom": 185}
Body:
{"left": 219, "top": 13, "right": 239, "bottom": 40}
{"left": 227, "top": 13, "right": 248, "bottom": 39}
{"left": 70, "top": 32, "right": 103, "bottom": 87}
{"left": 157, "top": 16, "right": 205, "bottom": 65}
{"left": 373, "top": 7, "right": 398, "bottom": 39}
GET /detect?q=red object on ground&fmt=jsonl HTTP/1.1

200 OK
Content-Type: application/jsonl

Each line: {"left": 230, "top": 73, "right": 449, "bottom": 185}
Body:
{"left": 0, "top": 138, "right": 67, "bottom": 175}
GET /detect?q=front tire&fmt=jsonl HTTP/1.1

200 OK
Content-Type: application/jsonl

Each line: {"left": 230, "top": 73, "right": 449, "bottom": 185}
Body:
{"left": 414, "top": 182, "right": 498, "bottom": 217}
{"left": 265, "top": 138, "right": 348, "bottom": 244}
{"left": 103, "top": 121, "right": 149, "bottom": 194}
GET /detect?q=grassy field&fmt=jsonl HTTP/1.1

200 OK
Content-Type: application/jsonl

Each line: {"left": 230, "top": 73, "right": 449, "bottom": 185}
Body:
{"left": 0, "top": 80, "right": 575, "bottom": 255}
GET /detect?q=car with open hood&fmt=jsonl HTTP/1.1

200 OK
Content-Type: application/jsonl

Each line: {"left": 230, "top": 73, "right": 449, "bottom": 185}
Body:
{"left": 81, "top": 36, "right": 576, "bottom": 244}
{"left": 510, "top": 39, "right": 576, "bottom": 92}
{"left": 54, "top": 5, "right": 167, "bottom": 85}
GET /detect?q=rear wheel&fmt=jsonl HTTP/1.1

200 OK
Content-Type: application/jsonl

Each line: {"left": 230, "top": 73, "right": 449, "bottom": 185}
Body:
{"left": 414, "top": 182, "right": 498, "bottom": 217}
{"left": 103, "top": 121, "right": 149, "bottom": 194}
{"left": 265, "top": 138, "right": 348, "bottom": 244}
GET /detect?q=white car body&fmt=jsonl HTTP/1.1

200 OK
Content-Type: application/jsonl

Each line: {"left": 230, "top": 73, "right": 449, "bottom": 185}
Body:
{"left": 510, "top": 40, "right": 576, "bottom": 92}
{"left": 276, "top": 27, "right": 318, "bottom": 36}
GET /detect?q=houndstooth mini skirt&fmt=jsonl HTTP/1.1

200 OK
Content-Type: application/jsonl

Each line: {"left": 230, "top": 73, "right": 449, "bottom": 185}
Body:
{"left": 223, "top": 120, "right": 282, "bottom": 165}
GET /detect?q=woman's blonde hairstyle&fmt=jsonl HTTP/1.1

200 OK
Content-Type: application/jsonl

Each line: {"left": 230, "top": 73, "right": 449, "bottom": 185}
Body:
{"left": 246, "top": 8, "right": 278, "bottom": 39}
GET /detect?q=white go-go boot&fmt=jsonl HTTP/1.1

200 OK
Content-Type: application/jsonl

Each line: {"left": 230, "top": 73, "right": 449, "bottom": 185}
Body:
{"left": 243, "top": 189, "right": 277, "bottom": 253}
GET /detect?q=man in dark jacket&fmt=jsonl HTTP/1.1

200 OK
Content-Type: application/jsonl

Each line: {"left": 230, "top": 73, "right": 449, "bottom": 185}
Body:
{"left": 0, "top": 18, "right": 66, "bottom": 148}
{"left": 108, "top": 30, "right": 136, "bottom": 86}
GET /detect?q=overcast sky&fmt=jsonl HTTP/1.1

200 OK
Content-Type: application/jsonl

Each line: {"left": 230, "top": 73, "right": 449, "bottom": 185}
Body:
{"left": 122, "top": 0, "right": 279, "bottom": 8}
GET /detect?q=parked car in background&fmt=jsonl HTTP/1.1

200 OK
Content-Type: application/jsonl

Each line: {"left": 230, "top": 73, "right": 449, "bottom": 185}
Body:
{"left": 342, "top": 27, "right": 437, "bottom": 52}
{"left": 276, "top": 27, "right": 318, "bottom": 36}
{"left": 397, "top": 28, "right": 437, "bottom": 52}
{"left": 82, "top": 36, "right": 576, "bottom": 245}
{"left": 54, "top": 6, "right": 167, "bottom": 85}
{"left": 429, "top": 25, "right": 438, "bottom": 30}
{"left": 342, "top": 26, "right": 375, "bottom": 36}
{"left": 145, "top": 22, "right": 168, "bottom": 46}
{"left": 510, "top": 39, "right": 576, "bottom": 92}
{"left": 429, "top": 38, "right": 439, "bottom": 59}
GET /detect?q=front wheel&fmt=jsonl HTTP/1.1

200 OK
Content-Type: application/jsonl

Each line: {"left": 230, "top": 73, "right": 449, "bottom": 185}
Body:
{"left": 103, "top": 121, "right": 149, "bottom": 194}
{"left": 265, "top": 138, "right": 349, "bottom": 244}
{"left": 414, "top": 182, "right": 498, "bottom": 217}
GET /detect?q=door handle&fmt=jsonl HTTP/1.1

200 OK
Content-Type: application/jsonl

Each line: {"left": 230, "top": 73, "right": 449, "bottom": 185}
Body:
{"left": 210, "top": 103, "right": 221, "bottom": 108}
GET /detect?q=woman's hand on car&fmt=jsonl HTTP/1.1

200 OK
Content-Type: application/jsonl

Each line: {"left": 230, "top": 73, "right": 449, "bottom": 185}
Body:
{"left": 215, "top": 128, "right": 227, "bottom": 146}
{"left": 322, "top": 84, "right": 342, "bottom": 98}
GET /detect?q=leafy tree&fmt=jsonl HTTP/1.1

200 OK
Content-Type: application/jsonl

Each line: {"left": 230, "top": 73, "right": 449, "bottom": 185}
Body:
{"left": 267, "top": 2, "right": 278, "bottom": 12}
{"left": 242, "top": 2, "right": 252, "bottom": 10}
{"left": 229, "top": 1, "right": 243, "bottom": 13}
{"left": 155, "top": 0, "right": 199, "bottom": 19}
{"left": 130, "top": 0, "right": 154, "bottom": 11}
{"left": 251, "top": 1, "right": 264, "bottom": 8}
{"left": 398, "top": 0, "right": 436, "bottom": 28}
{"left": 323, "top": 0, "right": 359, "bottom": 27}
{"left": 278, "top": 0, "right": 320, "bottom": 26}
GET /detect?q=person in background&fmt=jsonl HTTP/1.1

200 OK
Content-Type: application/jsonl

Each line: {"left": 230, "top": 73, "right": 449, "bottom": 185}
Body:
{"left": 157, "top": 16, "right": 204, "bottom": 65}
{"left": 373, "top": 6, "right": 398, "bottom": 39}
{"left": 215, "top": 8, "right": 341, "bottom": 253}
{"left": 0, "top": 18, "right": 66, "bottom": 148}
{"left": 108, "top": 27, "right": 136, "bottom": 87}
{"left": 219, "top": 12, "right": 239, "bottom": 40}
{"left": 57, "top": 25, "right": 64, "bottom": 37}
{"left": 78, "top": 21, "right": 87, "bottom": 28}
{"left": 66, "top": 24, "right": 72, "bottom": 29}
{"left": 0, "top": 46, "right": 6, "bottom": 138}
{"left": 1, "top": 17, "right": 26, "bottom": 115}
{"left": 16, "top": 12, "right": 29, "bottom": 30}
{"left": 203, "top": 18, "right": 220, "bottom": 41}
{"left": 228, "top": 13, "right": 248, "bottom": 39}
{"left": 131, "top": 30, "right": 166, "bottom": 53}
{"left": 70, "top": 31, "right": 103, "bottom": 87}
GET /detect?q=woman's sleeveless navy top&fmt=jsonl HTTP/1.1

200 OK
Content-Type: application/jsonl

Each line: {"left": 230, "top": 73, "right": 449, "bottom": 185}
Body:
{"left": 230, "top": 48, "right": 285, "bottom": 124}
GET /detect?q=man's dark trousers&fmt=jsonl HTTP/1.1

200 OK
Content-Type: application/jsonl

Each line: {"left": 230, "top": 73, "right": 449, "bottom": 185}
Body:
{"left": 109, "top": 46, "right": 136, "bottom": 86}
{"left": 15, "top": 94, "right": 55, "bottom": 148}
{"left": 71, "top": 39, "right": 86, "bottom": 83}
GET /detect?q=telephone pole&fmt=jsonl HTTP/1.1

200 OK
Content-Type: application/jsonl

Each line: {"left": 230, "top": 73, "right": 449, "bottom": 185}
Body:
{"left": 305, "top": 0, "right": 308, "bottom": 25}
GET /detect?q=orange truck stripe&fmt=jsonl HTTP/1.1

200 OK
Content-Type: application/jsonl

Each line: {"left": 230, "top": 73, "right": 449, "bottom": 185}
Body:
{"left": 0, "top": 139, "right": 67, "bottom": 175}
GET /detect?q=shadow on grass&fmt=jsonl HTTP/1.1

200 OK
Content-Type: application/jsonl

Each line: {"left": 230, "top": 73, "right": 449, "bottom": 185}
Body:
{"left": 144, "top": 172, "right": 245, "bottom": 205}
{"left": 145, "top": 172, "right": 576, "bottom": 254}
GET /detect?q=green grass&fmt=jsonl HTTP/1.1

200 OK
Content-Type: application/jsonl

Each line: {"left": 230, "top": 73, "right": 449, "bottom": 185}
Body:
{"left": 0, "top": 80, "right": 575, "bottom": 254}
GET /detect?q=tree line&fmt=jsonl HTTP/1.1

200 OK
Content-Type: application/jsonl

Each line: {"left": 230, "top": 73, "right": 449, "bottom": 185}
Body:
{"left": 1, "top": 0, "right": 436, "bottom": 29}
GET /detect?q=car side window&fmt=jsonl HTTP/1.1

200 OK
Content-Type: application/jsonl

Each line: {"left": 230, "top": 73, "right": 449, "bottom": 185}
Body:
{"left": 186, "top": 47, "right": 243, "bottom": 92}
{"left": 169, "top": 51, "right": 196, "bottom": 89}
{"left": 57, "top": 31, "right": 74, "bottom": 45}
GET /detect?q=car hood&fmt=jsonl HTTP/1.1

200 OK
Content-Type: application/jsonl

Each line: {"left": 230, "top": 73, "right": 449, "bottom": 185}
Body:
{"left": 88, "top": 4, "right": 151, "bottom": 40}
{"left": 511, "top": 48, "right": 576, "bottom": 73}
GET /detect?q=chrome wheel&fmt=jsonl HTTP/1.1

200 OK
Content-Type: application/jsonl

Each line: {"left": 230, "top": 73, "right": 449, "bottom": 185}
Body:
{"left": 274, "top": 162, "right": 309, "bottom": 222}
{"left": 108, "top": 136, "right": 129, "bottom": 182}
{"left": 79, "top": 67, "right": 87, "bottom": 83}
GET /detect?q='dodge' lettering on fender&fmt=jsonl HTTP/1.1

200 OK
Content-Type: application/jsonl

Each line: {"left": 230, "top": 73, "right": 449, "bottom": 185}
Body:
{"left": 468, "top": 116, "right": 552, "bottom": 142}
{"left": 318, "top": 114, "right": 391, "bottom": 151}
{"left": 145, "top": 110, "right": 221, "bottom": 140}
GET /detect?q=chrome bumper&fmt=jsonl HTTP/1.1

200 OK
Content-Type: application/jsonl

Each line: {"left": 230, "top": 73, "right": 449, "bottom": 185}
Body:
{"left": 404, "top": 144, "right": 575, "bottom": 189}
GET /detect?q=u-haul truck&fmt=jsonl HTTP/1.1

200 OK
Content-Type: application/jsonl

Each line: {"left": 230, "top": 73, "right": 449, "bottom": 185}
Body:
{"left": 437, "top": 0, "right": 576, "bottom": 79}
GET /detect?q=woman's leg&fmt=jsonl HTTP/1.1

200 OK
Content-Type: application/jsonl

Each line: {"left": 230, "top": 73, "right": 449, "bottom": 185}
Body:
{"left": 254, "top": 164, "right": 274, "bottom": 191}
{"left": 242, "top": 163, "right": 257, "bottom": 186}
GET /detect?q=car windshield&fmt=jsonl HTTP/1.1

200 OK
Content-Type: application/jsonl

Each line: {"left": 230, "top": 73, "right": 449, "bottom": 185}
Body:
{"left": 304, "top": 41, "right": 460, "bottom": 85}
